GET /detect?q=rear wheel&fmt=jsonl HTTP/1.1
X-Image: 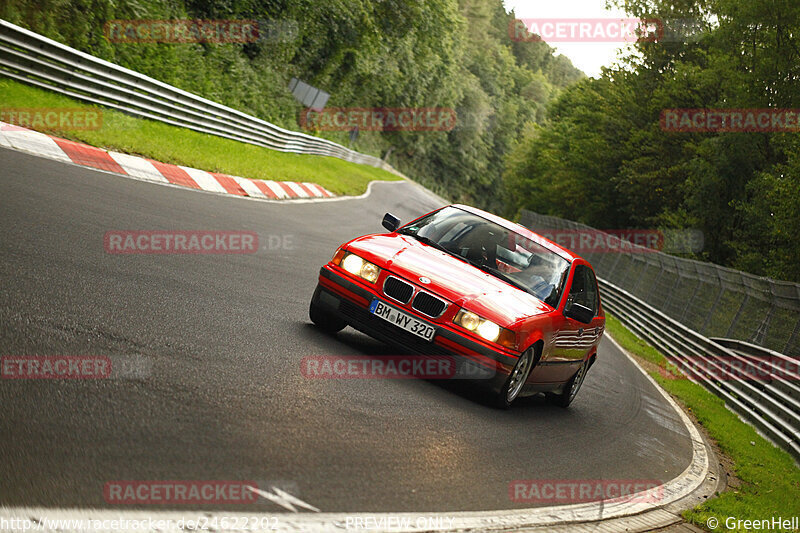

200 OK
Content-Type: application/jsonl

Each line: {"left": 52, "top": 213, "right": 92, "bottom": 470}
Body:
{"left": 548, "top": 358, "right": 589, "bottom": 408}
{"left": 495, "top": 347, "right": 536, "bottom": 409}
{"left": 309, "top": 299, "right": 346, "bottom": 333}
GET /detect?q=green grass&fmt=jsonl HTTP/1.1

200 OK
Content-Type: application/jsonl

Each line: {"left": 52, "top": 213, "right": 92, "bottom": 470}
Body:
{"left": 605, "top": 314, "right": 800, "bottom": 532}
{"left": 0, "top": 78, "right": 402, "bottom": 195}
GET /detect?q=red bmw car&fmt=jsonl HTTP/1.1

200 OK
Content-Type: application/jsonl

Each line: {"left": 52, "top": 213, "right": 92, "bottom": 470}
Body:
{"left": 309, "top": 205, "right": 605, "bottom": 408}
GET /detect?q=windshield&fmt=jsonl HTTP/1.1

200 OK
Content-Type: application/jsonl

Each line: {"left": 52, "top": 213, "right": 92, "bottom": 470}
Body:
{"left": 398, "top": 206, "right": 571, "bottom": 307}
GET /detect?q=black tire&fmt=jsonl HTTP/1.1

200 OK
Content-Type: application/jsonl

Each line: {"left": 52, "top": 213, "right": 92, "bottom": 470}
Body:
{"left": 309, "top": 299, "right": 346, "bottom": 333}
{"left": 548, "top": 358, "right": 590, "bottom": 408}
{"left": 495, "top": 347, "right": 536, "bottom": 409}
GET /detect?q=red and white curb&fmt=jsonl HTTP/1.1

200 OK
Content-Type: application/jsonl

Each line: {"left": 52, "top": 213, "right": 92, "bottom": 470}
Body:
{"left": 0, "top": 122, "right": 334, "bottom": 200}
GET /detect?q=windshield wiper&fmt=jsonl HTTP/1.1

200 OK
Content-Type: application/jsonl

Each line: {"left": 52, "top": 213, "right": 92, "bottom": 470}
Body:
{"left": 398, "top": 230, "right": 458, "bottom": 256}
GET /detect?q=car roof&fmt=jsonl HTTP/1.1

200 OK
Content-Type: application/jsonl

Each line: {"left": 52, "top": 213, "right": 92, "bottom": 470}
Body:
{"left": 451, "top": 204, "right": 581, "bottom": 263}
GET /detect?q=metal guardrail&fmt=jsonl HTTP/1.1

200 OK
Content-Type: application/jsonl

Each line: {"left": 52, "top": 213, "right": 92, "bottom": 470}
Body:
{"left": 520, "top": 210, "right": 800, "bottom": 460}
{"left": 519, "top": 211, "right": 800, "bottom": 359}
{"left": 0, "top": 19, "right": 400, "bottom": 174}
{"left": 709, "top": 337, "right": 800, "bottom": 404}
{"left": 601, "top": 279, "right": 800, "bottom": 461}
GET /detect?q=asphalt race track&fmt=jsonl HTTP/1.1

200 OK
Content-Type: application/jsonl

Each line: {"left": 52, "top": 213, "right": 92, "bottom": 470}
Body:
{"left": 0, "top": 147, "right": 693, "bottom": 513}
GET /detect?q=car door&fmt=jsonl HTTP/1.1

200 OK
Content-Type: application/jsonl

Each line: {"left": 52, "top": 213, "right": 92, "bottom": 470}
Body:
{"left": 550, "top": 264, "right": 599, "bottom": 380}
{"left": 563, "top": 264, "right": 601, "bottom": 360}
{"left": 581, "top": 267, "right": 604, "bottom": 354}
{"left": 533, "top": 265, "right": 580, "bottom": 382}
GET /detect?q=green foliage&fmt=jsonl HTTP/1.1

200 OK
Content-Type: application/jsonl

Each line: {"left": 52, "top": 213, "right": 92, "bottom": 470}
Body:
{"left": 503, "top": 0, "right": 800, "bottom": 281}
{"left": 0, "top": 0, "right": 583, "bottom": 212}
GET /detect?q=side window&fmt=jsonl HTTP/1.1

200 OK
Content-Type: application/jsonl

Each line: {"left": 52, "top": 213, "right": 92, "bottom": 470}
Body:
{"left": 566, "top": 265, "right": 598, "bottom": 316}
{"left": 584, "top": 267, "right": 599, "bottom": 315}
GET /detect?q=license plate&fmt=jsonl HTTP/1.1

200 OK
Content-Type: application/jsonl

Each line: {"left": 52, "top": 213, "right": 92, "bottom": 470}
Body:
{"left": 369, "top": 299, "right": 435, "bottom": 342}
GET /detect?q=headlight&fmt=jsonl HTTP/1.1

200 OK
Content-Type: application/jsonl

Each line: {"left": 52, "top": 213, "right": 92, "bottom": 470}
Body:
{"left": 337, "top": 251, "right": 381, "bottom": 283}
{"left": 342, "top": 253, "right": 364, "bottom": 274}
{"left": 360, "top": 262, "right": 380, "bottom": 283}
{"left": 454, "top": 309, "right": 515, "bottom": 348}
{"left": 477, "top": 320, "right": 501, "bottom": 341}
{"left": 456, "top": 310, "right": 482, "bottom": 331}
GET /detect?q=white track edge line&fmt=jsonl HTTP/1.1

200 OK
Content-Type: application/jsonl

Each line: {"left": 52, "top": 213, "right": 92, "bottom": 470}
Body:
{"left": 0, "top": 335, "right": 711, "bottom": 533}
{"left": 0, "top": 123, "right": 397, "bottom": 203}
{"left": 0, "top": 139, "right": 411, "bottom": 204}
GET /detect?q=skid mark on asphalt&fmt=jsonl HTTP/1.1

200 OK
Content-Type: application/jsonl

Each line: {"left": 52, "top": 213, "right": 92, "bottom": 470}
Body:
{"left": 247, "top": 486, "right": 320, "bottom": 512}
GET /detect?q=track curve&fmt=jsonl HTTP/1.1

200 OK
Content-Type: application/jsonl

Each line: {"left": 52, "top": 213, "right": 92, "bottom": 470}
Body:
{"left": 0, "top": 147, "right": 693, "bottom": 513}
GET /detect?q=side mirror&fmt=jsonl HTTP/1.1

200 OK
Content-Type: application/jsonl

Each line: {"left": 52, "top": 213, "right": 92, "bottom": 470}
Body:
{"left": 382, "top": 213, "right": 401, "bottom": 232}
{"left": 565, "top": 302, "right": 594, "bottom": 324}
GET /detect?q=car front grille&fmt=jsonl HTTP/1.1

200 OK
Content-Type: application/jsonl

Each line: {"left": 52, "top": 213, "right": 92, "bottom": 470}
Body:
{"left": 383, "top": 276, "right": 414, "bottom": 303}
{"left": 412, "top": 291, "right": 447, "bottom": 318}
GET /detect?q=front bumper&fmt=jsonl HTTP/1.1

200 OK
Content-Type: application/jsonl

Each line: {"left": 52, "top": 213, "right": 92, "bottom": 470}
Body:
{"left": 313, "top": 265, "right": 521, "bottom": 385}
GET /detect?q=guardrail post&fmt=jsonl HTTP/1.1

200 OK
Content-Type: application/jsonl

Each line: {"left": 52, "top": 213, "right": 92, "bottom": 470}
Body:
{"left": 725, "top": 293, "right": 750, "bottom": 338}
{"left": 784, "top": 318, "right": 800, "bottom": 357}
{"left": 700, "top": 271, "right": 726, "bottom": 335}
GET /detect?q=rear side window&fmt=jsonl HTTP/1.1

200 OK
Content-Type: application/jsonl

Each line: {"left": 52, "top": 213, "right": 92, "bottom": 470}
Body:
{"left": 584, "top": 267, "right": 599, "bottom": 315}
{"left": 567, "top": 265, "right": 599, "bottom": 316}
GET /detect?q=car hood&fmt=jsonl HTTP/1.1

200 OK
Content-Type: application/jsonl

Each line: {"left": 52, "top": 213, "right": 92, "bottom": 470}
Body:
{"left": 347, "top": 233, "right": 553, "bottom": 325}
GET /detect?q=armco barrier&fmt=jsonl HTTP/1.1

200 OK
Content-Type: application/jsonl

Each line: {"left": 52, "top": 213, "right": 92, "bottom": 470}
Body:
{"left": 519, "top": 210, "right": 800, "bottom": 358}
{"left": 600, "top": 280, "right": 800, "bottom": 461}
{"left": 0, "top": 19, "right": 400, "bottom": 174}
{"left": 520, "top": 211, "right": 800, "bottom": 461}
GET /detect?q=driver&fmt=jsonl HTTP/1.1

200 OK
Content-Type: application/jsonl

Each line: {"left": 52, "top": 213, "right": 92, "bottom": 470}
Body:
{"left": 457, "top": 224, "right": 506, "bottom": 268}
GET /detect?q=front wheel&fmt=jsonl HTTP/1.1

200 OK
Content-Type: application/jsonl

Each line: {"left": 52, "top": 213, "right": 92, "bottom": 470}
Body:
{"left": 309, "top": 299, "right": 346, "bottom": 333}
{"left": 548, "top": 358, "right": 590, "bottom": 408}
{"left": 495, "top": 347, "right": 536, "bottom": 409}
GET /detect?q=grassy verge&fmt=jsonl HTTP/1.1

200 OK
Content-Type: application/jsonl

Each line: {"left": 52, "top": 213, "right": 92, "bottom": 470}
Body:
{"left": 605, "top": 314, "right": 800, "bottom": 531}
{"left": 0, "top": 78, "right": 402, "bottom": 196}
